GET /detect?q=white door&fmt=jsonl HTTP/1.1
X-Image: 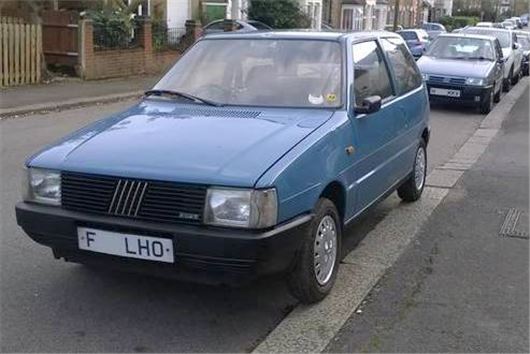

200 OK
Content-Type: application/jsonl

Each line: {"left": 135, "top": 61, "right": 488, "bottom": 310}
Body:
{"left": 167, "top": 0, "right": 190, "bottom": 29}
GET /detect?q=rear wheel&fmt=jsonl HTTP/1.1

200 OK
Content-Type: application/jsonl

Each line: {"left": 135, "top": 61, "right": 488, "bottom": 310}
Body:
{"left": 288, "top": 198, "right": 341, "bottom": 304}
{"left": 398, "top": 140, "right": 427, "bottom": 202}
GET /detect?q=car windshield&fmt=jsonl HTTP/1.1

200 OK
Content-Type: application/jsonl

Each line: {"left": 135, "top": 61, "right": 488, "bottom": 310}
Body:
{"left": 464, "top": 28, "right": 511, "bottom": 48}
{"left": 425, "top": 36, "right": 495, "bottom": 60}
{"left": 517, "top": 35, "right": 530, "bottom": 50}
{"left": 399, "top": 31, "right": 418, "bottom": 40}
{"left": 154, "top": 39, "right": 342, "bottom": 108}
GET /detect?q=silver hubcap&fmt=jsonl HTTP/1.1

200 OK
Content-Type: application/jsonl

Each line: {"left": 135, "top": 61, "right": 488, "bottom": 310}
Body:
{"left": 314, "top": 215, "right": 337, "bottom": 285}
{"left": 415, "top": 147, "right": 426, "bottom": 190}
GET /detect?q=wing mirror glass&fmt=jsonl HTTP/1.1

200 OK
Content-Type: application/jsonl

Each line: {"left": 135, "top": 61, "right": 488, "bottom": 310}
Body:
{"left": 355, "top": 96, "right": 382, "bottom": 115}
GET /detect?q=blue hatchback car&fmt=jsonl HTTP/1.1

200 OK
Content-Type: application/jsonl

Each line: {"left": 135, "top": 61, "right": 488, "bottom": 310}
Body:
{"left": 16, "top": 31, "right": 430, "bottom": 303}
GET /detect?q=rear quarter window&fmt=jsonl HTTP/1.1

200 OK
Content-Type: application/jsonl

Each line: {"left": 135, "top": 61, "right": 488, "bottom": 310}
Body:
{"left": 380, "top": 37, "right": 422, "bottom": 95}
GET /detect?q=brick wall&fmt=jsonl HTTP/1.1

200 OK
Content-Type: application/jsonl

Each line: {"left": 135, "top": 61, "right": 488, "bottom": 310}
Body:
{"left": 79, "top": 19, "right": 198, "bottom": 80}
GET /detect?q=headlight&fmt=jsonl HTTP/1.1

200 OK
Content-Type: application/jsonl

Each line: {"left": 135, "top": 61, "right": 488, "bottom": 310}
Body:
{"left": 23, "top": 167, "right": 61, "bottom": 206}
{"left": 204, "top": 188, "right": 277, "bottom": 228}
{"left": 465, "top": 78, "right": 485, "bottom": 86}
{"left": 421, "top": 73, "right": 429, "bottom": 81}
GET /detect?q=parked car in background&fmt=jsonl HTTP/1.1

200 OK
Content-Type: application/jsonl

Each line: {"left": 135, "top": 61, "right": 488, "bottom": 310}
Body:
{"left": 452, "top": 26, "right": 469, "bottom": 33}
{"left": 203, "top": 19, "right": 272, "bottom": 35}
{"left": 520, "top": 14, "right": 529, "bottom": 26}
{"left": 510, "top": 17, "right": 523, "bottom": 29}
{"left": 421, "top": 22, "right": 446, "bottom": 39}
{"left": 476, "top": 22, "right": 494, "bottom": 27}
{"left": 463, "top": 27, "right": 523, "bottom": 90}
{"left": 321, "top": 22, "right": 335, "bottom": 31}
{"left": 417, "top": 33, "right": 504, "bottom": 114}
{"left": 384, "top": 24, "right": 403, "bottom": 31}
{"left": 515, "top": 31, "right": 530, "bottom": 75}
{"left": 15, "top": 31, "right": 430, "bottom": 304}
{"left": 501, "top": 20, "right": 516, "bottom": 30}
{"left": 397, "top": 29, "right": 430, "bottom": 58}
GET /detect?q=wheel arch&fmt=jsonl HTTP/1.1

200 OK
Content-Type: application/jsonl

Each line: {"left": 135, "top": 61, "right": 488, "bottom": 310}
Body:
{"left": 319, "top": 181, "right": 347, "bottom": 224}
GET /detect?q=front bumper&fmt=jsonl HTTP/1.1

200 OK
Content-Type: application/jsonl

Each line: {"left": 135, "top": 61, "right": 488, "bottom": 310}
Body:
{"left": 15, "top": 202, "right": 311, "bottom": 284}
{"left": 426, "top": 83, "right": 493, "bottom": 106}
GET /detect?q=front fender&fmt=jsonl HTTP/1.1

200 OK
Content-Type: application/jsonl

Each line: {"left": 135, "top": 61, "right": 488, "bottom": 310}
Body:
{"left": 255, "top": 112, "right": 353, "bottom": 224}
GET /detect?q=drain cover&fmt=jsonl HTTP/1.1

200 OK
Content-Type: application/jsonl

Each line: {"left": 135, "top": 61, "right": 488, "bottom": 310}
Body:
{"left": 500, "top": 208, "right": 529, "bottom": 239}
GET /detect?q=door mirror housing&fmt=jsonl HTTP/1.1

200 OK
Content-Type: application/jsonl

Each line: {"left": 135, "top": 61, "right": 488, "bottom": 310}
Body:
{"left": 513, "top": 42, "right": 521, "bottom": 50}
{"left": 498, "top": 56, "right": 506, "bottom": 64}
{"left": 354, "top": 96, "right": 382, "bottom": 115}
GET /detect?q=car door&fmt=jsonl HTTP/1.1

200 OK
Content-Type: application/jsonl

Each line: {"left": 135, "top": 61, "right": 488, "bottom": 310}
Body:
{"left": 379, "top": 37, "right": 427, "bottom": 183}
{"left": 349, "top": 40, "right": 400, "bottom": 214}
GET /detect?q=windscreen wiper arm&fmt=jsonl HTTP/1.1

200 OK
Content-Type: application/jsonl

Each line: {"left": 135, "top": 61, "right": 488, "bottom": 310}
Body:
{"left": 144, "top": 89, "right": 223, "bottom": 107}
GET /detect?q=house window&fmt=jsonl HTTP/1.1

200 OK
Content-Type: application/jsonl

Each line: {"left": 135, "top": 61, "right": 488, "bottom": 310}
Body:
{"left": 341, "top": 5, "right": 363, "bottom": 31}
{"left": 306, "top": 1, "right": 322, "bottom": 29}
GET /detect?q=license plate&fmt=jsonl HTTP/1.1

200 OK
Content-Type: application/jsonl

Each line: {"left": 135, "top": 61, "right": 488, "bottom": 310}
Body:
{"left": 78, "top": 227, "right": 174, "bottom": 263}
{"left": 430, "top": 87, "right": 461, "bottom": 97}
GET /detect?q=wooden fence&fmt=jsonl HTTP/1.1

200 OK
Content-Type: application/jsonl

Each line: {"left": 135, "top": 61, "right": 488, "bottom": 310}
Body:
{"left": 0, "top": 17, "right": 42, "bottom": 87}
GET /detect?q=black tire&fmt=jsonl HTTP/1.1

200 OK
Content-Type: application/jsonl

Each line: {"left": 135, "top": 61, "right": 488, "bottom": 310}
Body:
{"left": 494, "top": 81, "right": 501, "bottom": 103}
{"left": 503, "top": 68, "right": 513, "bottom": 92}
{"left": 512, "top": 67, "right": 520, "bottom": 85}
{"left": 397, "top": 140, "right": 427, "bottom": 202}
{"left": 287, "top": 198, "right": 341, "bottom": 304}
{"left": 479, "top": 88, "right": 494, "bottom": 114}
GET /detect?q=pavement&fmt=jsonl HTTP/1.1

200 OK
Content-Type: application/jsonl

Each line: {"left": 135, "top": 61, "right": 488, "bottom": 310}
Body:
{"left": 0, "top": 78, "right": 528, "bottom": 352}
{"left": 326, "top": 85, "right": 529, "bottom": 353}
{"left": 0, "top": 75, "right": 160, "bottom": 118}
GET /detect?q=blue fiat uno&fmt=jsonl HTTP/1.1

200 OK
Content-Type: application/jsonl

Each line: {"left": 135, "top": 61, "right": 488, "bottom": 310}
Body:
{"left": 16, "top": 31, "right": 430, "bottom": 303}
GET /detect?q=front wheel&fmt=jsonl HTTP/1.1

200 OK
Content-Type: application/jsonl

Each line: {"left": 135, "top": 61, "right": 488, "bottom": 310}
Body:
{"left": 479, "top": 88, "right": 494, "bottom": 114}
{"left": 512, "top": 67, "right": 520, "bottom": 85}
{"left": 503, "top": 68, "right": 513, "bottom": 92}
{"left": 494, "top": 81, "right": 501, "bottom": 103}
{"left": 288, "top": 198, "right": 341, "bottom": 304}
{"left": 398, "top": 140, "right": 427, "bottom": 202}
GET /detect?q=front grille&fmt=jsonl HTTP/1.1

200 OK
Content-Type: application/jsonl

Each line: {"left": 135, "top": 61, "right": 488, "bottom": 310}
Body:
{"left": 61, "top": 172, "right": 206, "bottom": 224}
{"left": 429, "top": 76, "right": 466, "bottom": 85}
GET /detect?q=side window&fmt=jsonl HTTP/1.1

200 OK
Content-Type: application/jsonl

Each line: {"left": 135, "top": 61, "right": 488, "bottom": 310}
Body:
{"left": 380, "top": 37, "right": 422, "bottom": 95}
{"left": 495, "top": 39, "right": 503, "bottom": 59}
{"left": 352, "top": 41, "right": 393, "bottom": 106}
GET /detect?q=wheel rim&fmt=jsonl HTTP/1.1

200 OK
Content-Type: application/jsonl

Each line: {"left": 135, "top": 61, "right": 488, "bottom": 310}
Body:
{"left": 313, "top": 215, "right": 337, "bottom": 285}
{"left": 414, "top": 147, "right": 426, "bottom": 190}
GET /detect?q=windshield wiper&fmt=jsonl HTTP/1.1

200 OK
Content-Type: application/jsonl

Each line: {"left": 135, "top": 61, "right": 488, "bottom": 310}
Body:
{"left": 144, "top": 89, "right": 223, "bottom": 107}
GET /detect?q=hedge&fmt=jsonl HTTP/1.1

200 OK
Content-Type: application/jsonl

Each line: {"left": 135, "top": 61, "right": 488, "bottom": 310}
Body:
{"left": 439, "top": 16, "right": 479, "bottom": 31}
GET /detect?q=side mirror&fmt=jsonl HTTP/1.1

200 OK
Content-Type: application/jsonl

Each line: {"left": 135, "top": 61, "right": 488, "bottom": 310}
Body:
{"left": 513, "top": 43, "right": 521, "bottom": 50}
{"left": 498, "top": 56, "right": 506, "bottom": 63}
{"left": 355, "top": 96, "right": 382, "bottom": 115}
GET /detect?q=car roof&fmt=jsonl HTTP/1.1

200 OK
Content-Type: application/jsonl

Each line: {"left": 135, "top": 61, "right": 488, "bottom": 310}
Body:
{"left": 201, "top": 30, "right": 402, "bottom": 42}
{"left": 437, "top": 32, "right": 498, "bottom": 41}
{"left": 465, "top": 26, "right": 512, "bottom": 33}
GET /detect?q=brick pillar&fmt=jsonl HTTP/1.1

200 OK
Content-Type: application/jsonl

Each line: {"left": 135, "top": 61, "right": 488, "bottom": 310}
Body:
{"left": 137, "top": 19, "right": 153, "bottom": 73}
{"left": 79, "top": 19, "right": 94, "bottom": 79}
{"left": 185, "top": 19, "right": 203, "bottom": 43}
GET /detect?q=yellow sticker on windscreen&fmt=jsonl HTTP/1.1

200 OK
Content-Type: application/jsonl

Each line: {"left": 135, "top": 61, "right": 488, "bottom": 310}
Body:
{"left": 326, "top": 93, "right": 337, "bottom": 103}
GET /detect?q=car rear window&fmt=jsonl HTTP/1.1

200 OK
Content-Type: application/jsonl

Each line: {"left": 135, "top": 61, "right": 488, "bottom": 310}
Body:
{"left": 399, "top": 31, "right": 419, "bottom": 40}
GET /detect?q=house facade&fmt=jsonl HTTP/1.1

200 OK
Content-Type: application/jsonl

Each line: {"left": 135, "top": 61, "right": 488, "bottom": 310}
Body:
{"left": 431, "top": 0, "right": 452, "bottom": 20}
{"left": 327, "top": 0, "right": 389, "bottom": 31}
